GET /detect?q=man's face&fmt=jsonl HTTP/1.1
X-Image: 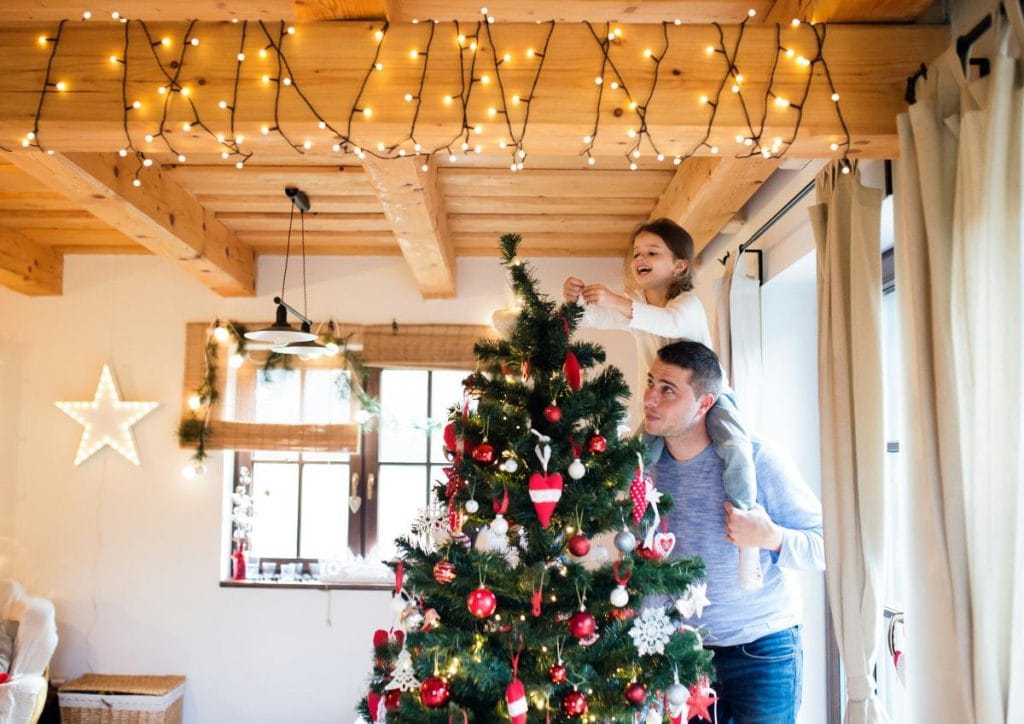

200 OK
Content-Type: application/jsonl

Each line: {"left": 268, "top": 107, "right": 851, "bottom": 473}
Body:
{"left": 643, "top": 358, "right": 712, "bottom": 439}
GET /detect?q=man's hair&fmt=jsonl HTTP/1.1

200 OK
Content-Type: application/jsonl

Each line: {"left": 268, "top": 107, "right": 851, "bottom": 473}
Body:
{"left": 656, "top": 341, "right": 722, "bottom": 400}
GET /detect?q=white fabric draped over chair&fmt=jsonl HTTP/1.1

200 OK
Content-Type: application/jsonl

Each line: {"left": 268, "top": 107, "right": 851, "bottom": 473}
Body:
{"left": 895, "top": 5, "right": 1024, "bottom": 722}
{"left": 0, "top": 580, "right": 58, "bottom": 724}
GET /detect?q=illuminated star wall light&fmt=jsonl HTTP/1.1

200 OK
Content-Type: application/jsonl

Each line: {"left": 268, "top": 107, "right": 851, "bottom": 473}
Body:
{"left": 55, "top": 364, "right": 159, "bottom": 466}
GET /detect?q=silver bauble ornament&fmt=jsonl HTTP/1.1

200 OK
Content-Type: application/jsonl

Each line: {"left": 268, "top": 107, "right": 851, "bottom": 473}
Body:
{"left": 501, "top": 458, "right": 519, "bottom": 473}
{"left": 568, "top": 458, "right": 586, "bottom": 480}
{"left": 465, "top": 499, "right": 479, "bottom": 514}
{"left": 614, "top": 528, "right": 637, "bottom": 553}
{"left": 491, "top": 513, "right": 509, "bottom": 536}
{"left": 666, "top": 682, "right": 688, "bottom": 708}
{"left": 610, "top": 584, "right": 629, "bottom": 608}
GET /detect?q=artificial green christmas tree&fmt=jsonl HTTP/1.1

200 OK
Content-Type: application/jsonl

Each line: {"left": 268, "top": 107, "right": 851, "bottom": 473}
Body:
{"left": 358, "top": 234, "right": 714, "bottom": 723}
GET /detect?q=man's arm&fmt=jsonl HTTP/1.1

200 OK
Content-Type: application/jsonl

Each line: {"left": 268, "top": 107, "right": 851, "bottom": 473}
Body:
{"left": 730, "top": 442, "right": 825, "bottom": 570}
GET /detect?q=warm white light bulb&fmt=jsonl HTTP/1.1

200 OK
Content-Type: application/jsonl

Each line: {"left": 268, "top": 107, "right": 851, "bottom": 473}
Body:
{"left": 587, "top": 156, "right": 596, "bottom": 165}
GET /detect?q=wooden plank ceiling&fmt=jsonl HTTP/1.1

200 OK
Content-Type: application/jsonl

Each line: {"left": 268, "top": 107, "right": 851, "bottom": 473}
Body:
{"left": 0, "top": 0, "right": 946, "bottom": 298}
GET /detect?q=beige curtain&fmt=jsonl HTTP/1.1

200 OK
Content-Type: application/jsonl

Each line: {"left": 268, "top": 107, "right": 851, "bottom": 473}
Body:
{"left": 809, "top": 162, "right": 888, "bottom": 724}
{"left": 896, "top": 8, "right": 1024, "bottom": 721}
{"left": 727, "top": 252, "right": 764, "bottom": 424}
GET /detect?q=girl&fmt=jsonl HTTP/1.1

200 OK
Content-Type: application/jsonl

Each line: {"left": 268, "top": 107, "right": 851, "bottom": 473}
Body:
{"left": 563, "top": 218, "right": 763, "bottom": 590}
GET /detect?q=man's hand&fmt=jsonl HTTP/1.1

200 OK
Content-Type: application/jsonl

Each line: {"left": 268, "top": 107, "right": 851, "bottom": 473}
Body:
{"left": 563, "top": 276, "right": 585, "bottom": 303}
{"left": 581, "top": 284, "right": 633, "bottom": 317}
{"left": 724, "top": 502, "right": 783, "bottom": 552}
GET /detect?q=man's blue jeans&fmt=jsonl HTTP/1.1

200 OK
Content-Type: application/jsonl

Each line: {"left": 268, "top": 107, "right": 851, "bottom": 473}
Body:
{"left": 691, "top": 626, "right": 804, "bottom": 724}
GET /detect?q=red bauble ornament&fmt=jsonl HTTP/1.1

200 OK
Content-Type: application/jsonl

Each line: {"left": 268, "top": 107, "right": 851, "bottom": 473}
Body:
{"left": 568, "top": 610, "right": 596, "bottom": 639}
{"left": 472, "top": 441, "right": 497, "bottom": 465}
{"left": 419, "top": 676, "right": 450, "bottom": 708}
{"left": 562, "top": 690, "right": 588, "bottom": 718}
{"left": 587, "top": 434, "right": 607, "bottom": 453}
{"left": 625, "top": 681, "right": 647, "bottom": 706}
{"left": 467, "top": 586, "right": 497, "bottom": 618}
{"left": 384, "top": 690, "right": 401, "bottom": 710}
{"left": 432, "top": 560, "right": 457, "bottom": 584}
{"left": 543, "top": 404, "right": 562, "bottom": 423}
{"left": 567, "top": 533, "right": 591, "bottom": 557}
{"left": 548, "top": 663, "right": 567, "bottom": 684}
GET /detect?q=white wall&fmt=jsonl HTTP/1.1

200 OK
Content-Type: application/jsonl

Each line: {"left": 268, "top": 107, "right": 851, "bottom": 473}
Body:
{"left": 0, "top": 252, "right": 632, "bottom": 724}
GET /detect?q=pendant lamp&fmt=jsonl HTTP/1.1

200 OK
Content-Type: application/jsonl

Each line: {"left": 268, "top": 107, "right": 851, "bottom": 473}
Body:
{"left": 245, "top": 187, "right": 320, "bottom": 348}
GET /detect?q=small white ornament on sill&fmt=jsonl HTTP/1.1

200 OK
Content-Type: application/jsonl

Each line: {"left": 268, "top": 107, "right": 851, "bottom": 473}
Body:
{"left": 55, "top": 364, "right": 159, "bottom": 466}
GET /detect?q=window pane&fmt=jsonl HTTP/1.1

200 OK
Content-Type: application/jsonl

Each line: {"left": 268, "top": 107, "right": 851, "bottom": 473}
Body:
{"left": 252, "top": 450, "right": 296, "bottom": 463}
{"left": 253, "top": 368, "right": 301, "bottom": 423}
{"left": 379, "top": 370, "right": 430, "bottom": 463}
{"left": 302, "top": 451, "right": 351, "bottom": 463}
{"left": 303, "top": 369, "right": 352, "bottom": 424}
{"left": 881, "top": 289, "right": 905, "bottom": 610}
{"left": 300, "top": 462, "right": 350, "bottom": 558}
{"left": 429, "top": 370, "right": 470, "bottom": 463}
{"left": 374, "top": 464, "right": 429, "bottom": 562}
{"left": 250, "top": 462, "right": 299, "bottom": 558}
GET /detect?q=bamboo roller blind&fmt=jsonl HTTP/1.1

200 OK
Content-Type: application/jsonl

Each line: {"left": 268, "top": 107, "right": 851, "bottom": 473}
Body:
{"left": 180, "top": 321, "right": 494, "bottom": 453}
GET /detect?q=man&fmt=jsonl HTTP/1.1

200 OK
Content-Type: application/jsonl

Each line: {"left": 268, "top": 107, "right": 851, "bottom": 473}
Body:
{"left": 643, "top": 340, "right": 825, "bottom": 724}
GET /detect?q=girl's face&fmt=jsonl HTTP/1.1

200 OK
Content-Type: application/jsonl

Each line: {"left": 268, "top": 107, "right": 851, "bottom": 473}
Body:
{"left": 631, "top": 231, "right": 687, "bottom": 290}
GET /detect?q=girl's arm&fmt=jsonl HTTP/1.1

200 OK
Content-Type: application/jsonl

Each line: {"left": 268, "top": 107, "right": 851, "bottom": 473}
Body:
{"left": 629, "top": 292, "right": 712, "bottom": 346}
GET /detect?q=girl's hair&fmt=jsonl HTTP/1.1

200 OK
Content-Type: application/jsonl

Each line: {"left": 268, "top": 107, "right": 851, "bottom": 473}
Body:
{"left": 630, "top": 218, "right": 696, "bottom": 298}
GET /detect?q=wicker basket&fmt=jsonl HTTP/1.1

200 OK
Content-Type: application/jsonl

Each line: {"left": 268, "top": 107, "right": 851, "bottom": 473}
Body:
{"left": 59, "top": 674, "right": 185, "bottom": 724}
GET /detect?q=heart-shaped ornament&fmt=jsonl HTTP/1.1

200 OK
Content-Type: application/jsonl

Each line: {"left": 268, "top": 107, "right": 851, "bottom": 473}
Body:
{"left": 528, "top": 472, "right": 564, "bottom": 528}
{"left": 349, "top": 495, "right": 362, "bottom": 513}
{"left": 653, "top": 531, "right": 676, "bottom": 558}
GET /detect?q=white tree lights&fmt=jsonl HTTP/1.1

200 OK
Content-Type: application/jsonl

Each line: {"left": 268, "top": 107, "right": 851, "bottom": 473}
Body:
{"left": 55, "top": 364, "right": 159, "bottom": 466}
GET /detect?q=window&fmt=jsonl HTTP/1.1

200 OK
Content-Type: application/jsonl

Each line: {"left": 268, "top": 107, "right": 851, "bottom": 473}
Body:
{"left": 877, "top": 238, "right": 910, "bottom": 717}
{"left": 227, "top": 365, "right": 468, "bottom": 587}
{"left": 177, "top": 319, "right": 492, "bottom": 587}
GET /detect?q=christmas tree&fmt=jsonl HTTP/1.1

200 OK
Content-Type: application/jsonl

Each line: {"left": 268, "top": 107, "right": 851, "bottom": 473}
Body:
{"left": 358, "top": 234, "right": 714, "bottom": 723}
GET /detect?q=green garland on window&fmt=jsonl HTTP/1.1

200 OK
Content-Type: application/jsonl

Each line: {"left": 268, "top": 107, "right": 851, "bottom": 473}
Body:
{"left": 177, "top": 319, "right": 374, "bottom": 465}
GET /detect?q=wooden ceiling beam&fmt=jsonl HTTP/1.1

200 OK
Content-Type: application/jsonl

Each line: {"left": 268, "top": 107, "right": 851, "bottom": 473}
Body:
{"left": 385, "top": 1, "right": 772, "bottom": 23}
{"left": 0, "top": 224, "right": 63, "bottom": 295}
{"left": 650, "top": 155, "right": 780, "bottom": 253}
{"left": 0, "top": 0, "right": 934, "bottom": 23}
{"left": 360, "top": 155, "right": 456, "bottom": 298}
{"left": 7, "top": 150, "right": 255, "bottom": 296}
{"left": 765, "top": 0, "right": 937, "bottom": 23}
{"left": 0, "top": 23, "right": 949, "bottom": 161}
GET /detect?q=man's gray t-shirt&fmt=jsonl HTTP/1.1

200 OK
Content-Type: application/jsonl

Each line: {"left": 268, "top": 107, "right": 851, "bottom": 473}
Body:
{"left": 652, "top": 440, "right": 824, "bottom": 647}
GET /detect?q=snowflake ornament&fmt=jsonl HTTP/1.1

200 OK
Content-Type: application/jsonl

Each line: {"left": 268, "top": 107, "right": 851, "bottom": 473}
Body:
{"left": 409, "top": 501, "right": 450, "bottom": 553}
{"left": 629, "top": 606, "right": 676, "bottom": 655}
{"left": 385, "top": 648, "right": 421, "bottom": 692}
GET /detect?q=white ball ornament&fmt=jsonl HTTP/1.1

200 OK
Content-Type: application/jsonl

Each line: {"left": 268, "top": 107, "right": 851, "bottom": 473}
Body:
{"left": 610, "top": 585, "right": 629, "bottom": 608}
{"left": 614, "top": 528, "right": 637, "bottom": 553}
{"left": 465, "top": 499, "right": 479, "bottom": 514}
{"left": 501, "top": 458, "right": 519, "bottom": 473}
{"left": 491, "top": 513, "right": 509, "bottom": 536}
{"left": 666, "top": 682, "right": 688, "bottom": 709}
{"left": 568, "top": 458, "right": 586, "bottom": 480}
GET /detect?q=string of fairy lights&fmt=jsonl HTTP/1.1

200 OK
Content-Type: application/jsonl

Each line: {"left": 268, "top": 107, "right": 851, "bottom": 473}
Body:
{"left": 22, "top": 7, "right": 854, "bottom": 183}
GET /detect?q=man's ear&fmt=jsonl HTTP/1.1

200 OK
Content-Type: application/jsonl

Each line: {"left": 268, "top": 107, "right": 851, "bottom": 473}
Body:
{"left": 698, "top": 392, "right": 716, "bottom": 416}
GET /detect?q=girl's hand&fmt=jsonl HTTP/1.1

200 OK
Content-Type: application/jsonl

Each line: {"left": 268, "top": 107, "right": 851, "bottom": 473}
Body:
{"left": 582, "top": 285, "right": 633, "bottom": 317}
{"left": 724, "top": 502, "right": 784, "bottom": 552}
{"left": 563, "top": 276, "right": 585, "bottom": 302}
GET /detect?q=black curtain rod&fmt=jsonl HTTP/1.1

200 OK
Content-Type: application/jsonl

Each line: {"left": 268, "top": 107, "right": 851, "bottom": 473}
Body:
{"left": 908, "top": 0, "right": 1021, "bottom": 103}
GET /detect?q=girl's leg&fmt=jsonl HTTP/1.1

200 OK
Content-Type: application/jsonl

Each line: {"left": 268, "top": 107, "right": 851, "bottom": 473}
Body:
{"left": 706, "top": 393, "right": 763, "bottom": 589}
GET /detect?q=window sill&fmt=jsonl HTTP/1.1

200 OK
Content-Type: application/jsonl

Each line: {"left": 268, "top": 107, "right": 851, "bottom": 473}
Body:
{"left": 220, "top": 579, "right": 390, "bottom": 591}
